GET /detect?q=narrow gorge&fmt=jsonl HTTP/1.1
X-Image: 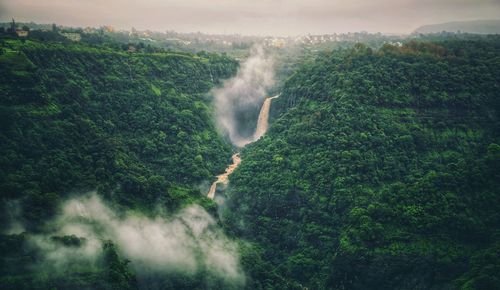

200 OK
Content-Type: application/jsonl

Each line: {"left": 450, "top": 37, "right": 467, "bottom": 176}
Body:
{"left": 207, "top": 94, "right": 279, "bottom": 199}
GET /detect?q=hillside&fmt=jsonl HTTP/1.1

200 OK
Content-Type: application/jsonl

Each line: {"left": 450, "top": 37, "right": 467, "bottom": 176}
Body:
{"left": 415, "top": 20, "right": 500, "bottom": 34}
{"left": 0, "top": 38, "right": 238, "bottom": 289}
{"left": 2, "top": 32, "right": 500, "bottom": 290}
{"left": 224, "top": 39, "right": 500, "bottom": 289}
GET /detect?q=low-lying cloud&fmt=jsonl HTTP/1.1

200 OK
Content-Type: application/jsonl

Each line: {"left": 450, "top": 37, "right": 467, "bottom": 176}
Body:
{"left": 29, "top": 193, "right": 245, "bottom": 287}
{"left": 213, "top": 45, "right": 275, "bottom": 147}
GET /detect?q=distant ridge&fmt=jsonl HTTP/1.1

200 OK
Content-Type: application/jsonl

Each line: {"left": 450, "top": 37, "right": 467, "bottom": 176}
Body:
{"left": 414, "top": 20, "right": 500, "bottom": 34}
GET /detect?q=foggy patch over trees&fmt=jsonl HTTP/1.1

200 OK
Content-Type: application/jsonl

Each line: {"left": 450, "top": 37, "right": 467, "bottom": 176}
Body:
{"left": 212, "top": 45, "right": 275, "bottom": 147}
{"left": 23, "top": 193, "right": 245, "bottom": 288}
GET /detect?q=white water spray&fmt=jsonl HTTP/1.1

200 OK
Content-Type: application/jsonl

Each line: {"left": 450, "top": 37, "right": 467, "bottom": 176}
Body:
{"left": 212, "top": 45, "right": 275, "bottom": 147}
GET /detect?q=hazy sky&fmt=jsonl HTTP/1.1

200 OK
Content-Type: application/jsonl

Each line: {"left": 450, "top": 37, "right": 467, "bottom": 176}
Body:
{"left": 1, "top": 0, "right": 500, "bottom": 35}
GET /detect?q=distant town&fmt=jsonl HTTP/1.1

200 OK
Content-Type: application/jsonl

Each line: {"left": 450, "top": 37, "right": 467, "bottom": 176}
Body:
{"left": 0, "top": 19, "right": 412, "bottom": 54}
{"left": 3, "top": 19, "right": 492, "bottom": 59}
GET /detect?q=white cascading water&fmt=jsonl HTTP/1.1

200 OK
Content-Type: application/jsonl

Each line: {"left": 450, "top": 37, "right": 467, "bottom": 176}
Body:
{"left": 207, "top": 153, "right": 241, "bottom": 199}
{"left": 207, "top": 94, "right": 279, "bottom": 199}
{"left": 253, "top": 94, "right": 280, "bottom": 141}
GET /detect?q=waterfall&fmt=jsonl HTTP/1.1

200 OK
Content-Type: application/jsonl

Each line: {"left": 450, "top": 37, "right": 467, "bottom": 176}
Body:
{"left": 207, "top": 94, "right": 279, "bottom": 199}
{"left": 253, "top": 94, "right": 280, "bottom": 141}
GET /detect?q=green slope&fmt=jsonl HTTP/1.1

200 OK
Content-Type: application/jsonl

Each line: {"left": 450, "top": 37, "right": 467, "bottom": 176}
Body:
{"left": 225, "top": 39, "right": 500, "bottom": 289}
{"left": 0, "top": 38, "right": 238, "bottom": 289}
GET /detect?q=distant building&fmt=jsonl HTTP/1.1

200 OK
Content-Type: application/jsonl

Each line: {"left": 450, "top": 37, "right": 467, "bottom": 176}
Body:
{"left": 270, "top": 38, "right": 286, "bottom": 48}
{"left": 60, "top": 32, "right": 81, "bottom": 42}
{"left": 8, "top": 18, "right": 27, "bottom": 36}
{"left": 15, "top": 29, "right": 28, "bottom": 37}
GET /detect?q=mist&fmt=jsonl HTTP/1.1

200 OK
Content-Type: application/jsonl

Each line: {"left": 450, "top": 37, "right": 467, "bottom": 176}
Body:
{"left": 2, "top": 200, "right": 25, "bottom": 235}
{"left": 2, "top": 0, "right": 500, "bottom": 35}
{"left": 27, "top": 193, "right": 245, "bottom": 287}
{"left": 213, "top": 45, "right": 275, "bottom": 147}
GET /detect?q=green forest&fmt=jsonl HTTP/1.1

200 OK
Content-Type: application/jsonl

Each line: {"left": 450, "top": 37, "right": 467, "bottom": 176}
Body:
{"left": 0, "top": 28, "right": 500, "bottom": 290}
{"left": 0, "top": 36, "right": 239, "bottom": 289}
{"left": 225, "top": 38, "right": 500, "bottom": 289}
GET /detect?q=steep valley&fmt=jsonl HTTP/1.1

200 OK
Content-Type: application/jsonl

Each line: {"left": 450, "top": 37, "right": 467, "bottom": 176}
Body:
{"left": 1, "top": 34, "right": 500, "bottom": 290}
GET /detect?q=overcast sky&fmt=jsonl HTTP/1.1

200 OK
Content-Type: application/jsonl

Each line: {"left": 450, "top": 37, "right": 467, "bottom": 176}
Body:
{"left": 1, "top": 0, "right": 500, "bottom": 36}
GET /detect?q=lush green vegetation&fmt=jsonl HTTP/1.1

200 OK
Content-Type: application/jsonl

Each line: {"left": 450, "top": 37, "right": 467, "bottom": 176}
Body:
{"left": 225, "top": 38, "right": 500, "bottom": 289}
{"left": 0, "top": 37, "right": 238, "bottom": 289}
{"left": 2, "top": 30, "right": 500, "bottom": 290}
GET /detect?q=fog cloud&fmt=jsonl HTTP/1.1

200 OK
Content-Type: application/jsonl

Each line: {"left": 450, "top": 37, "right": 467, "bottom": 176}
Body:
{"left": 2, "top": 200, "right": 25, "bottom": 235}
{"left": 29, "top": 193, "right": 245, "bottom": 286}
{"left": 213, "top": 45, "right": 275, "bottom": 147}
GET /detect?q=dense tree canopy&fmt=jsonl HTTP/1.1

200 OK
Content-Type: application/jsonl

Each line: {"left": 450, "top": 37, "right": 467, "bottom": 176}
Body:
{"left": 1, "top": 33, "right": 500, "bottom": 290}
{"left": 0, "top": 37, "right": 238, "bottom": 289}
{"left": 224, "top": 38, "right": 500, "bottom": 290}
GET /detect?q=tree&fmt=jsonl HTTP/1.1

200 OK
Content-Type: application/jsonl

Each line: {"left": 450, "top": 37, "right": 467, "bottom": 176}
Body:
{"left": 8, "top": 18, "right": 17, "bottom": 33}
